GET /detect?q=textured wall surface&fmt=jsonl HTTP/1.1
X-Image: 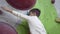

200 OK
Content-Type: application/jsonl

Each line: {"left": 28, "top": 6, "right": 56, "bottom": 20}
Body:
{"left": 54, "top": 0, "right": 60, "bottom": 17}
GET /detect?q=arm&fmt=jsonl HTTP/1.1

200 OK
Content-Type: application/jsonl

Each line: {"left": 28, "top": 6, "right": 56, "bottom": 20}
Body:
{"left": 12, "top": 10, "right": 29, "bottom": 20}
{"left": 1, "top": 7, "right": 29, "bottom": 20}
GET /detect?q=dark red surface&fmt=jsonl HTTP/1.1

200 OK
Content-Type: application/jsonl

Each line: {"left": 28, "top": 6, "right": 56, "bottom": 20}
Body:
{"left": 6, "top": 0, "right": 36, "bottom": 10}
{"left": 0, "top": 22, "right": 18, "bottom": 34}
{"left": 0, "top": 10, "right": 3, "bottom": 15}
{"left": 51, "top": 0, "right": 55, "bottom": 4}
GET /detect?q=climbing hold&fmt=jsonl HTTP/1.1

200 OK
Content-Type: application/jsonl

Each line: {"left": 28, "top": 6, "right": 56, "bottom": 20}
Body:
{"left": 0, "top": 22, "right": 18, "bottom": 34}
{"left": 6, "top": 0, "right": 36, "bottom": 10}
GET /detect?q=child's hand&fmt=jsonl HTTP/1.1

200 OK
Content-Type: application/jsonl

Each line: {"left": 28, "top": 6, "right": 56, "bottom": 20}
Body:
{"left": 1, "top": 7, "right": 9, "bottom": 11}
{"left": 1, "top": 7, "right": 12, "bottom": 13}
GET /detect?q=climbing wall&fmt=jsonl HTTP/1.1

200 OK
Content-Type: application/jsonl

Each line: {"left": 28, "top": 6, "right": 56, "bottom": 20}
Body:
{"left": 36, "top": 0, "right": 60, "bottom": 34}
{"left": 16, "top": 0, "right": 60, "bottom": 34}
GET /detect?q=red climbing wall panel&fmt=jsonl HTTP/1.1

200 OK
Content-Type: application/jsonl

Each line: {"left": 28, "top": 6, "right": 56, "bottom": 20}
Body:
{"left": 6, "top": 0, "right": 36, "bottom": 10}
